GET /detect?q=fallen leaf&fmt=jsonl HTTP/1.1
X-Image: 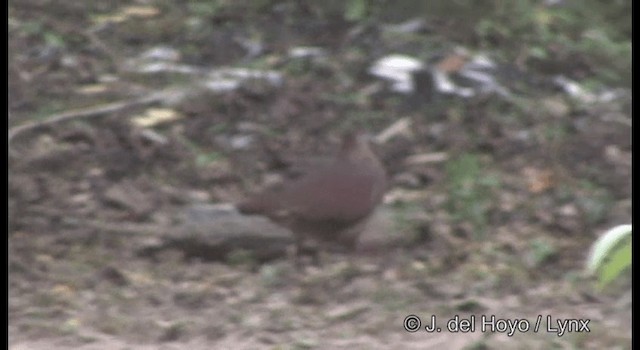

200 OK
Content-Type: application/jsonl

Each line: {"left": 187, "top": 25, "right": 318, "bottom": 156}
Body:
{"left": 76, "top": 84, "right": 108, "bottom": 95}
{"left": 132, "top": 108, "right": 182, "bottom": 127}
{"left": 522, "top": 166, "right": 554, "bottom": 193}
{"left": 122, "top": 5, "right": 160, "bottom": 18}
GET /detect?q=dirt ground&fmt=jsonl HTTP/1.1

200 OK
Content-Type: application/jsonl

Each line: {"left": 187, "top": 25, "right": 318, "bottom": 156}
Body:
{"left": 9, "top": 1, "right": 631, "bottom": 349}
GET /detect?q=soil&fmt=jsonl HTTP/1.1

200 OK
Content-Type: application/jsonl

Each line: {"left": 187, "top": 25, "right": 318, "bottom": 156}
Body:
{"left": 9, "top": 1, "right": 631, "bottom": 349}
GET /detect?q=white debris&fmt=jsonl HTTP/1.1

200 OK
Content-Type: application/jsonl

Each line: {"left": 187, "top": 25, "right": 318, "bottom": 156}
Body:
{"left": 383, "top": 18, "right": 428, "bottom": 34}
{"left": 201, "top": 68, "right": 284, "bottom": 93}
{"left": 432, "top": 69, "right": 474, "bottom": 97}
{"left": 140, "top": 46, "right": 181, "bottom": 62}
{"left": 135, "top": 62, "right": 201, "bottom": 74}
{"left": 369, "top": 54, "right": 425, "bottom": 93}
{"left": 288, "top": 46, "right": 327, "bottom": 59}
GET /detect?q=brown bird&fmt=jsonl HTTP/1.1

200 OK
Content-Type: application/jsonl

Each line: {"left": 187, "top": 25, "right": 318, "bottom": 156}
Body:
{"left": 237, "top": 131, "right": 388, "bottom": 261}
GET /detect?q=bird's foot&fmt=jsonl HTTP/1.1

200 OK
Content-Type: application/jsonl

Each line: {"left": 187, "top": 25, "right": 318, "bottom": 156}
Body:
{"left": 293, "top": 244, "right": 323, "bottom": 271}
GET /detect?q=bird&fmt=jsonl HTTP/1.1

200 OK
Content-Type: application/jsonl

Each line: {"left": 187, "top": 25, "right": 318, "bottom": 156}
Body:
{"left": 237, "top": 131, "right": 388, "bottom": 262}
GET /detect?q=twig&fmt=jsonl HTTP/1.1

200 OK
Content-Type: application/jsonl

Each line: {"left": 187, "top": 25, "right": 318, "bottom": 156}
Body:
{"left": 84, "top": 27, "right": 123, "bottom": 74}
{"left": 61, "top": 216, "right": 171, "bottom": 236}
{"left": 8, "top": 91, "right": 169, "bottom": 144}
{"left": 404, "top": 152, "right": 449, "bottom": 165}
{"left": 376, "top": 117, "right": 413, "bottom": 144}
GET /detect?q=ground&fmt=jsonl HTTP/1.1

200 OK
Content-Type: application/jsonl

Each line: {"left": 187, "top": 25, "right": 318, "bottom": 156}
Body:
{"left": 9, "top": 1, "right": 631, "bottom": 349}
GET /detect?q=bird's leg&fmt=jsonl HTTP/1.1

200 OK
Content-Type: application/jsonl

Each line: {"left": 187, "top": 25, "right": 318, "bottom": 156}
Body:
{"left": 296, "top": 245, "right": 321, "bottom": 265}
{"left": 293, "top": 235, "right": 323, "bottom": 270}
{"left": 293, "top": 234, "right": 310, "bottom": 270}
{"left": 309, "top": 247, "right": 322, "bottom": 266}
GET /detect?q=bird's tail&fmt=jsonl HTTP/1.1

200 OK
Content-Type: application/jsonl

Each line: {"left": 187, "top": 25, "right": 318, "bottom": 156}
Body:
{"left": 236, "top": 191, "right": 281, "bottom": 216}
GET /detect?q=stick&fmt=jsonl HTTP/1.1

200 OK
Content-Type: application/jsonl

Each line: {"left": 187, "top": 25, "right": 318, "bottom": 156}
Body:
{"left": 8, "top": 91, "right": 169, "bottom": 144}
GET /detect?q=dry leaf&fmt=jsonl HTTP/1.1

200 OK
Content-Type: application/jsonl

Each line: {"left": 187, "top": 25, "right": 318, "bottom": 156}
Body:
{"left": 434, "top": 48, "right": 469, "bottom": 73}
{"left": 522, "top": 166, "right": 554, "bottom": 193}
{"left": 132, "top": 108, "right": 181, "bottom": 127}
{"left": 92, "top": 5, "right": 159, "bottom": 24}
{"left": 122, "top": 6, "right": 160, "bottom": 18}
{"left": 76, "top": 84, "right": 108, "bottom": 95}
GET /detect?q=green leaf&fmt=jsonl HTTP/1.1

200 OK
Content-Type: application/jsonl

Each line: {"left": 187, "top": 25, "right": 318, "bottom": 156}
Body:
{"left": 585, "top": 224, "right": 631, "bottom": 273}
{"left": 598, "top": 240, "right": 631, "bottom": 288}
{"left": 585, "top": 224, "right": 632, "bottom": 288}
